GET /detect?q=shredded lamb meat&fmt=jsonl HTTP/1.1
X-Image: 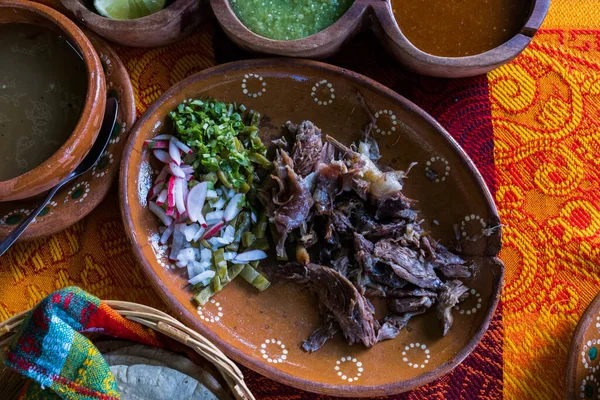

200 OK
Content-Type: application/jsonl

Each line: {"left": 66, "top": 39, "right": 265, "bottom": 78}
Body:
{"left": 259, "top": 119, "right": 473, "bottom": 351}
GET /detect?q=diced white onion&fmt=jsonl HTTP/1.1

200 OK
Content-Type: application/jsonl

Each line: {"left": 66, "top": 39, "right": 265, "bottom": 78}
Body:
{"left": 149, "top": 201, "right": 173, "bottom": 227}
{"left": 206, "top": 190, "right": 218, "bottom": 199}
{"left": 232, "top": 250, "right": 267, "bottom": 263}
{"left": 189, "top": 270, "right": 216, "bottom": 285}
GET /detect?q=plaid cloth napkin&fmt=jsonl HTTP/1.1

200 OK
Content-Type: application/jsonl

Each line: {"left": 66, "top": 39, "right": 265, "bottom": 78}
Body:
{"left": 3, "top": 287, "right": 162, "bottom": 399}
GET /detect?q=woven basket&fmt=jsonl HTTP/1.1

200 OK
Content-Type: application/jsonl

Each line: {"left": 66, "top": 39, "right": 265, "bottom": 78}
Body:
{"left": 0, "top": 300, "right": 254, "bottom": 400}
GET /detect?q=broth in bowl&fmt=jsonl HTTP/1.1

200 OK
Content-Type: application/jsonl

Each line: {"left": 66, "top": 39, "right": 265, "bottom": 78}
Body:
{"left": 0, "top": 23, "right": 87, "bottom": 181}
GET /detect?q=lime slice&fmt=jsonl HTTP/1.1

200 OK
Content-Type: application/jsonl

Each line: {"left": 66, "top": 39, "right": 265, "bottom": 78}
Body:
{"left": 94, "top": 0, "right": 166, "bottom": 20}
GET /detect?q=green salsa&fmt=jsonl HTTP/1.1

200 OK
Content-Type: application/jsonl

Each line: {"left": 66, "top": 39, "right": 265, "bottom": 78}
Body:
{"left": 229, "top": 0, "right": 355, "bottom": 40}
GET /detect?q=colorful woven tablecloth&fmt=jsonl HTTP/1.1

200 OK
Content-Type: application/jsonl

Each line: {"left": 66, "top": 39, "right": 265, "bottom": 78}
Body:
{"left": 2, "top": 0, "right": 599, "bottom": 398}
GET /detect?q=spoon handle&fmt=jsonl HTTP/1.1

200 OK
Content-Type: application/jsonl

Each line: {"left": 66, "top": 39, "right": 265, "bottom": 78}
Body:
{"left": 0, "top": 184, "right": 62, "bottom": 257}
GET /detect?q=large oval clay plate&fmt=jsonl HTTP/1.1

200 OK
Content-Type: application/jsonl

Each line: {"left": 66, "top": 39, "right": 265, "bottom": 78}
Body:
{"left": 0, "top": 30, "right": 135, "bottom": 240}
{"left": 120, "top": 59, "right": 503, "bottom": 397}
{"left": 567, "top": 292, "right": 600, "bottom": 400}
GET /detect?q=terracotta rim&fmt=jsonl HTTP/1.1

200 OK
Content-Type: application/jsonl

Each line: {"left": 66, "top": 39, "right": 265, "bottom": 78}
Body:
{"left": 0, "top": 0, "right": 105, "bottom": 202}
{"left": 120, "top": 59, "right": 504, "bottom": 396}
{"left": 211, "top": 0, "right": 550, "bottom": 75}
{"left": 210, "top": 0, "right": 369, "bottom": 57}
{"left": 0, "top": 29, "right": 136, "bottom": 241}
{"left": 566, "top": 292, "right": 600, "bottom": 399}
{"left": 372, "top": 0, "right": 551, "bottom": 69}
{"left": 61, "top": 0, "right": 198, "bottom": 31}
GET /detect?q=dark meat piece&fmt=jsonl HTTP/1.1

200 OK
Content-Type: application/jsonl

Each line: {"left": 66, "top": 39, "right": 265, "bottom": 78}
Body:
{"left": 354, "top": 234, "right": 407, "bottom": 288}
{"left": 396, "top": 209, "right": 418, "bottom": 222}
{"left": 275, "top": 263, "right": 379, "bottom": 348}
{"left": 330, "top": 210, "right": 354, "bottom": 235}
{"left": 375, "top": 191, "right": 416, "bottom": 220}
{"left": 361, "top": 220, "right": 406, "bottom": 240}
{"left": 331, "top": 254, "right": 350, "bottom": 277}
{"left": 387, "top": 288, "right": 438, "bottom": 298}
{"left": 376, "top": 313, "right": 422, "bottom": 342}
{"left": 370, "top": 263, "right": 408, "bottom": 288}
{"left": 387, "top": 296, "right": 435, "bottom": 314}
{"left": 364, "top": 282, "right": 387, "bottom": 297}
{"left": 287, "top": 121, "right": 323, "bottom": 178}
{"left": 437, "top": 280, "right": 469, "bottom": 336}
{"left": 421, "top": 237, "right": 471, "bottom": 278}
{"left": 272, "top": 136, "right": 290, "bottom": 151}
{"left": 270, "top": 150, "right": 315, "bottom": 257}
{"left": 302, "top": 321, "right": 339, "bottom": 352}
{"left": 374, "top": 239, "right": 442, "bottom": 289}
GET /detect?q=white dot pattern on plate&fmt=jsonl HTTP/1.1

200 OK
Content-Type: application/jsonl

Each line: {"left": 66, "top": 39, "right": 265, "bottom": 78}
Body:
{"left": 581, "top": 375, "right": 600, "bottom": 399}
{"left": 401, "top": 343, "right": 430, "bottom": 369}
{"left": 334, "top": 357, "right": 363, "bottom": 383}
{"left": 260, "top": 339, "right": 288, "bottom": 364}
{"left": 582, "top": 338, "right": 600, "bottom": 372}
{"left": 242, "top": 73, "right": 266, "bottom": 98}
{"left": 425, "top": 156, "right": 450, "bottom": 183}
{"left": 64, "top": 181, "right": 90, "bottom": 204}
{"left": 0, "top": 208, "right": 33, "bottom": 225}
{"left": 92, "top": 150, "right": 114, "bottom": 178}
{"left": 374, "top": 109, "right": 397, "bottom": 136}
{"left": 311, "top": 79, "right": 335, "bottom": 106}
{"left": 197, "top": 298, "right": 223, "bottom": 323}
{"left": 460, "top": 214, "right": 486, "bottom": 237}
{"left": 455, "top": 289, "right": 483, "bottom": 315}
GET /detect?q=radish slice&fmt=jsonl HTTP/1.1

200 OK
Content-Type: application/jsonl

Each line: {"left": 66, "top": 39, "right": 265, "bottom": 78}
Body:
{"left": 149, "top": 201, "right": 173, "bottom": 226}
{"left": 189, "top": 270, "right": 216, "bottom": 285}
{"left": 155, "top": 167, "right": 169, "bottom": 184}
{"left": 166, "top": 206, "right": 175, "bottom": 217}
{"left": 205, "top": 210, "right": 224, "bottom": 225}
{"left": 160, "top": 223, "right": 175, "bottom": 244}
{"left": 153, "top": 149, "right": 170, "bottom": 163}
{"left": 156, "top": 189, "right": 168, "bottom": 206}
{"left": 144, "top": 140, "right": 169, "bottom": 149}
{"left": 201, "top": 221, "right": 224, "bottom": 240}
{"left": 152, "top": 134, "right": 173, "bottom": 141}
{"left": 148, "top": 181, "right": 165, "bottom": 200}
{"left": 169, "top": 138, "right": 182, "bottom": 165}
{"left": 187, "top": 182, "right": 208, "bottom": 223}
{"left": 224, "top": 193, "right": 245, "bottom": 222}
{"left": 172, "top": 136, "right": 193, "bottom": 154}
{"left": 180, "top": 165, "right": 194, "bottom": 175}
{"left": 169, "top": 162, "right": 185, "bottom": 178}
{"left": 175, "top": 178, "right": 186, "bottom": 214}
{"left": 233, "top": 250, "right": 268, "bottom": 263}
{"left": 167, "top": 176, "right": 176, "bottom": 208}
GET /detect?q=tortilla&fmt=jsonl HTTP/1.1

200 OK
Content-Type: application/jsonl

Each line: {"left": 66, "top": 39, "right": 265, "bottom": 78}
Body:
{"left": 106, "top": 345, "right": 228, "bottom": 399}
{"left": 110, "top": 364, "right": 218, "bottom": 400}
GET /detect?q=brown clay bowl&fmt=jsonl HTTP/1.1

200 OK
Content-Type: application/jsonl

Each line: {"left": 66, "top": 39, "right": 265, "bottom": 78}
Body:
{"left": 120, "top": 59, "right": 503, "bottom": 396}
{"left": 0, "top": 0, "right": 106, "bottom": 202}
{"left": 567, "top": 292, "right": 600, "bottom": 399}
{"left": 210, "top": 0, "right": 550, "bottom": 78}
{"left": 60, "top": 0, "right": 204, "bottom": 48}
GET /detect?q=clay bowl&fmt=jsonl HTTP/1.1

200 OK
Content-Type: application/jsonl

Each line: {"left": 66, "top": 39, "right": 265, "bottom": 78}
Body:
{"left": 0, "top": 0, "right": 106, "bottom": 202}
{"left": 120, "top": 59, "right": 504, "bottom": 396}
{"left": 210, "top": 0, "right": 550, "bottom": 78}
{"left": 60, "top": 0, "right": 204, "bottom": 48}
{"left": 567, "top": 292, "right": 600, "bottom": 399}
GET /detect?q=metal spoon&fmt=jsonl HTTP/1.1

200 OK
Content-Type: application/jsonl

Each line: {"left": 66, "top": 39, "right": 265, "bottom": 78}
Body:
{"left": 0, "top": 97, "right": 118, "bottom": 257}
